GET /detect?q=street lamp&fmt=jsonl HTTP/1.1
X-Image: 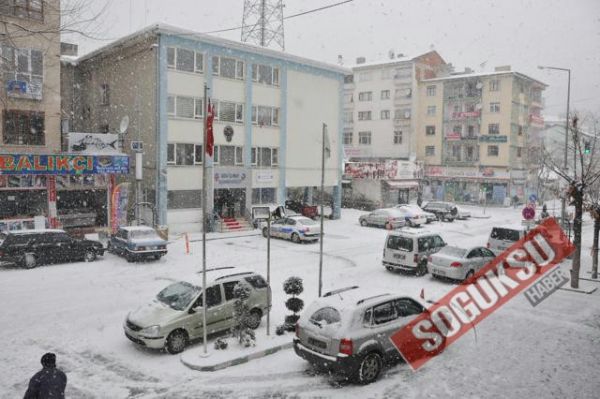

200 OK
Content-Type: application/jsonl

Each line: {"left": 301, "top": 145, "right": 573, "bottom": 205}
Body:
{"left": 538, "top": 65, "right": 571, "bottom": 227}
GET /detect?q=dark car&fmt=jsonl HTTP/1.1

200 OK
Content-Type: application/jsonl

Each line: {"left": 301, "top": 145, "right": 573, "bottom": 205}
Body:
{"left": 285, "top": 200, "right": 318, "bottom": 219}
{"left": 0, "top": 229, "right": 104, "bottom": 269}
{"left": 422, "top": 201, "right": 459, "bottom": 222}
{"left": 108, "top": 226, "right": 167, "bottom": 262}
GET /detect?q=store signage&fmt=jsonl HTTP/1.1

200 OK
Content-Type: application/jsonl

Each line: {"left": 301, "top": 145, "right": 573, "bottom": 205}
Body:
{"left": 111, "top": 182, "right": 130, "bottom": 234}
{"left": 214, "top": 168, "right": 247, "bottom": 188}
{"left": 445, "top": 132, "right": 461, "bottom": 140}
{"left": 479, "top": 135, "right": 508, "bottom": 143}
{"left": 68, "top": 133, "right": 120, "bottom": 154}
{"left": 344, "top": 160, "right": 423, "bottom": 180}
{"left": 0, "top": 154, "right": 129, "bottom": 175}
{"left": 425, "top": 165, "right": 509, "bottom": 180}
{"left": 256, "top": 171, "right": 274, "bottom": 183}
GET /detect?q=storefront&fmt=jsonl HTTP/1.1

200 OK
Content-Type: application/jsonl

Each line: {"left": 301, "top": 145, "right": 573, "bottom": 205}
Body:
{"left": 0, "top": 153, "right": 129, "bottom": 233}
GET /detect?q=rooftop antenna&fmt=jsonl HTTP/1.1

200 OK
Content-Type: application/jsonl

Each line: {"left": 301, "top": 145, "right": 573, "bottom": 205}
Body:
{"left": 241, "top": 0, "right": 285, "bottom": 51}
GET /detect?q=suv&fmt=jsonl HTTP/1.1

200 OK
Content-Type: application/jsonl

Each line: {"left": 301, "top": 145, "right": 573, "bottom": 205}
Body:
{"left": 108, "top": 226, "right": 168, "bottom": 262}
{"left": 382, "top": 230, "right": 447, "bottom": 275}
{"left": 422, "top": 202, "right": 459, "bottom": 222}
{"left": 123, "top": 267, "right": 271, "bottom": 354}
{"left": 487, "top": 225, "right": 525, "bottom": 255}
{"left": 0, "top": 229, "right": 104, "bottom": 269}
{"left": 294, "top": 286, "right": 441, "bottom": 384}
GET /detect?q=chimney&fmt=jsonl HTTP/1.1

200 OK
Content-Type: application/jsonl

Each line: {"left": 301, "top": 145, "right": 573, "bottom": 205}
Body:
{"left": 495, "top": 65, "right": 511, "bottom": 72}
{"left": 356, "top": 56, "right": 366, "bottom": 65}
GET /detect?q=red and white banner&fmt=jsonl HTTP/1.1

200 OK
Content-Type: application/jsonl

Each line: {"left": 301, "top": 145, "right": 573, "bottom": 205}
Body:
{"left": 206, "top": 100, "right": 215, "bottom": 157}
{"left": 390, "top": 217, "right": 575, "bottom": 370}
{"left": 46, "top": 176, "right": 58, "bottom": 228}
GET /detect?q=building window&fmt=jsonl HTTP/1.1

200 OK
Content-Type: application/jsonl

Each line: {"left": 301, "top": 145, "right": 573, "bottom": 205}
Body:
{"left": 488, "top": 145, "right": 499, "bottom": 156}
{"left": 451, "top": 144, "right": 461, "bottom": 160}
{"left": 194, "top": 145, "right": 203, "bottom": 164}
{"left": 489, "top": 79, "right": 500, "bottom": 91}
{"left": 426, "top": 125, "right": 436, "bottom": 136}
{"left": 467, "top": 125, "right": 476, "bottom": 137}
{"left": 427, "top": 106, "right": 436, "bottom": 116}
{"left": 252, "top": 188, "right": 276, "bottom": 204}
{"left": 488, "top": 123, "right": 500, "bottom": 134}
{"left": 252, "top": 63, "right": 280, "bottom": 86}
{"left": 393, "top": 130, "right": 402, "bottom": 144}
{"left": 466, "top": 146, "right": 475, "bottom": 160}
{"left": 99, "top": 124, "right": 109, "bottom": 133}
{"left": 380, "top": 110, "right": 390, "bottom": 120}
{"left": 175, "top": 143, "right": 195, "bottom": 165}
{"left": 3, "top": 110, "right": 44, "bottom": 145}
{"left": 381, "top": 69, "right": 392, "bottom": 80}
{"left": 167, "top": 143, "right": 175, "bottom": 164}
{"left": 212, "top": 56, "right": 244, "bottom": 80}
{"left": 0, "top": 0, "right": 43, "bottom": 20}
{"left": 170, "top": 96, "right": 203, "bottom": 119}
{"left": 358, "top": 92, "right": 372, "bottom": 101}
{"left": 252, "top": 105, "right": 279, "bottom": 126}
{"left": 343, "top": 131, "right": 353, "bottom": 145}
{"left": 381, "top": 90, "right": 390, "bottom": 100}
{"left": 453, "top": 125, "right": 462, "bottom": 135}
{"left": 343, "top": 93, "right": 353, "bottom": 103}
{"left": 1, "top": 45, "right": 44, "bottom": 100}
{"left": 167, "top": 47, "right": 203, "bottom": 73}
{"left": 426, "top": 85, "right": 437, "bottom": 96}
{"left": 358, "top": 71, "right": 372, "bottom": 82}
{"left": 343, "top": 111, "right": 353, "bottom": 123}
{"left": 518, "top": 125, "right": 523, "bottom": 135}
{"left": 425, "top": 146, "right": 435, "bottom": 156}
{"left": 100, "top": 84, "right": 109, "bottom": 105}
{"left": 252, "top": 147, "right": 279, "bottom": 167}
{"left": 489, "top": 102, "right": 500, "bottom": 113}
{"left": 216, "top": 101, "right": 244, "bottom": 123}
{"left": 358, "top": 131, "right": 371, "bottom": 145}
{"left": 516, "top": 147, "right": 522, "bottom": 158}
{"left": 358, "top": 111, "right": 372, "bottom": 121}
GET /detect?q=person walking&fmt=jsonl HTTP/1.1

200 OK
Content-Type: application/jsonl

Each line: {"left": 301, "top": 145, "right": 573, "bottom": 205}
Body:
{"left": 24, "top": 353, "right": 67, "bottom": 399}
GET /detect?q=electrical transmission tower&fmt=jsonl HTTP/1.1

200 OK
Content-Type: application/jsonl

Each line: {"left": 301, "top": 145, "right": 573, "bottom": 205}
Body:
{"left": 241, "top": 0, "right": 285, "bottom": 51}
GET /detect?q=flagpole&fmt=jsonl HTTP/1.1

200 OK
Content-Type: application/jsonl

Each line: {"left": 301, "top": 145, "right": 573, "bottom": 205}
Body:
{"left": 318, "top": 123, "right": 326, "bottom": 297}
{"left": 202, "top": 83, "right": 209, "bottom": 354}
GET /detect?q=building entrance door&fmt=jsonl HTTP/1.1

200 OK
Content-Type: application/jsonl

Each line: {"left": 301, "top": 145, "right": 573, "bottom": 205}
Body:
{"left": 215, "top": 189, "right": 246, "bottom": 219}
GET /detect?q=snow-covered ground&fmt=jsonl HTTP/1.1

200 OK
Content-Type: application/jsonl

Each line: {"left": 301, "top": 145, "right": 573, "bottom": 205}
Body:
{"left": 2, "top": 205, "right": 600, "bottom": 398}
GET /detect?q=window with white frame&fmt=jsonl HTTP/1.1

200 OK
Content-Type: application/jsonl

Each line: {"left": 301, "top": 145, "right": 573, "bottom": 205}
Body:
{"left": 100, "top": 84, "right": 109, "bottom": 105}
{"left": 487, "top": 145, "right": 499, "bottom": 156}
{"left": 1, "top": 45, "right": 43, "bottom": 100}
{"left": 252, "top": 147, "right": 279, "bottom": 167}
{"left": 425, "top": 146, "right": 435, "bottom": 156}
{"left": 358, "top": 91, "right": 372, "bottom": 101}
{"left": 489, "top": 79, "right": 500, "bottom": 91}
{"left": 489, "top": 102, "right": 500, "bottom": 113}
{"left": 426, "top": 85, "right": 437, "bottom": 96}
{"left": 252, "top": 63, "right": 280, "bottom": 86}
{"left": 343, "top": 131, "right": 353, "bottom": 145}
{"left": 393, "top": 130, "right": 402, "bottom": 144}
{"left": 216, "top": 101, "right": 244, "bottom": 123}
{"left": 212, "top": 56, "right": 244, "bottom": 80}
{"left": 381, "top": 110, "right": 390, "bottom": 120}
{"left": 169, "top": 95, "right": 203, "bottom": 119}
{"left": 0, "top": 0, "right": 43, "bottom": 20}
{"left": 358, "top": 71, "right": 372, "bottom": 82}
{"left": 427, "top": 105, "right": 436, "bottom": 116}
{"left": 171, "top": 143, "right": 195, "bottom": 165}
{"left": 343, "top": 111, "right": 353, "bottom": 123}
{"left": 488, "top": 123, "right": 500, "bottom": 134}
{"left": 167, "top": 47, "right": 203, "bottom": 73}
{"left": 358, "top": 111, "right": 371, "bottom": 121}
{"left": 358, "top": 131, "right": 371, "bottom": 145}
{"left": 343, "top": 93, "right": 353, "bottom": 103}
{"left": 252, "top": 105, "right": 279, "bottom": 126}
{"left": 381, "top": 69, "right": 393, "bottom": 80}
{"left": 381, "top": 90, "right": 390, "bottom": 100}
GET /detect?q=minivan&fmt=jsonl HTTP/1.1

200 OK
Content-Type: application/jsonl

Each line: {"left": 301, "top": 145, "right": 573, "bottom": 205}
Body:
{"left": 382, "top": 230, "right": 447, "bottom": 275}
{"left": 487, "top": 225, "right": 525, "bottom": 255}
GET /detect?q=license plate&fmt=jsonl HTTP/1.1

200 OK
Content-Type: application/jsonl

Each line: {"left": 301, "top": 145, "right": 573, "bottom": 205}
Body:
{"left": 308, "top": 337, "right": 327, "bottom": 349}
{"left": 393, "top": 253, "right": 406, "bottom": 260}
{"left": 435, "top": 268, "right": 446, "bottom": 276}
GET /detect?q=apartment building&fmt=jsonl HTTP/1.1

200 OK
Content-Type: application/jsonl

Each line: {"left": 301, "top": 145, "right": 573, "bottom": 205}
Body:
{"left": 64, "top": 24, "right": 347, "bottom": 233}
{"left": 342, "top": 51, "right": 447, "bottom": 206}
{"left": 416, "top": 66, "right": 546, "bottom": 204}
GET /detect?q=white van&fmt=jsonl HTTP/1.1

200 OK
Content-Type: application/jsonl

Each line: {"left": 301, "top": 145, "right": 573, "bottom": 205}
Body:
{"left": 487, "top": 225, "right": 526, "bottom": 255}
{"left": 382, "top": 229, "right": 447, "bottom": 275}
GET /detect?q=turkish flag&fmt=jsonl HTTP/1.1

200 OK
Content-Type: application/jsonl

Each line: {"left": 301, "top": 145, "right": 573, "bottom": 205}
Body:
{"left": 206, "top": 100, "right": 214, "bottom": 157}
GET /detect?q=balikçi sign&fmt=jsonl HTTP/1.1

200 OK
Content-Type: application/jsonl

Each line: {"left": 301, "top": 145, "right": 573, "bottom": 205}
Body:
{"left": 390, "top": 217, "right": 574, "bottom": 370}
{"left": 0, "top": 154, "right": 129, "bottom": 175}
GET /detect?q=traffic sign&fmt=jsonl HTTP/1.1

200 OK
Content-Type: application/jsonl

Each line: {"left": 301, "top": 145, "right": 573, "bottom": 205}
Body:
{"left": 529, "top": 194, "right": 538, "bottom": 203}
{"left": 522, "top": 206, "right": 536, "bottom": 220}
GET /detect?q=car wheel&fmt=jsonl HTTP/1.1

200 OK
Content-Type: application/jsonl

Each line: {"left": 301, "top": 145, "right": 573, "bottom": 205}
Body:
{"left": 166, "top": 330, "right": 188, "bottom": 354}
{"left": 356, "top": 352, "right": 383, "bottom": 384}
{"left": 83, "top": 249, "right": 97, "bottom": 262}
{"left": 291, "top": 233, "right": 301, "bottom": 244}
{"left": 153, "top": 254, "right": 161, "bottom": 260}
{"left": 360, "top": 219, "right": 368, "bottom": 227}
{"left": 23, "top": 253, "right": 37, "bottom": 269}
{"left": 463, "top": 270, "right": 475, "bottom": 283}
{"left": 247, "top": 309, "right": 262, "bottom": 329}
{"left": 262, "top": 227, "right": 269, "bottom": 238}
{"left": 126, "top": 254, "right": 136, "bottom": 263}
{"left": 107, "top": 242, "right": 113, "bottom": 253}
{"left": 385, "top": 266, "right": 394, "bottom": 272}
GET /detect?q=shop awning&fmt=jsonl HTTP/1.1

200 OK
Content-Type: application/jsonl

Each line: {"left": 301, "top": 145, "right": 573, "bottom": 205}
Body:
{"left": 384, "top": 180, "right": 419, "bottom": 189}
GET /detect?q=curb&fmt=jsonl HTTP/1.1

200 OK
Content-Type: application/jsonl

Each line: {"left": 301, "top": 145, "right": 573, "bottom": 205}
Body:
{"left": 470, "top": 215, "right": 492, "bottom": 219}
{"left": 180, "top": 341, "right": 293, "bottom": 372}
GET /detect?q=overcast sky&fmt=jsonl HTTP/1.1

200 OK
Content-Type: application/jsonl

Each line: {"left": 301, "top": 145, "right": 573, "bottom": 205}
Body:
{"left": 70, "top": 0, "right": 600, "bottom": 118}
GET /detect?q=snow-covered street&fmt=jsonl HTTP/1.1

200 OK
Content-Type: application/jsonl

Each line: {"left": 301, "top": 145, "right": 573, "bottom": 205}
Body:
{"left": 2, "top": 205, "right": 600, "bottom": 398}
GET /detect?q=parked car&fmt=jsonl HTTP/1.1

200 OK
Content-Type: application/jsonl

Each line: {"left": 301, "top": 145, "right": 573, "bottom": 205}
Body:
{"left": 108, "top": 226, "right": 167, "bottom": 262}
{"left": 487, "top": 225, "right": 526, "bottom": 255}
{"left": 358, "top": 208, "right": 407, "bottom": 229}
{"left": 0, "top": 229, "right": 104, "bottom": 269}
{"left": 285, "top": 199, "right": 318, "bottom": 219}
{"left": 294, "top": 286, "right": 442, "bottom": 384}
{"left": 124, "top": 267, "right": 271, "bottom": 354}
{"left": 422, "top": 201, "right": 459, "bottom": 222}
{"left": 456, "top": 207, "right": 471, "bottom": 220}
{"left": 395, "top": 204, "right": 435, "bottom": 225}
{"left": 382, "top": 230, "right": 447, "bottom": 275}
{"left": 261, "top": 215, "right": 320, "bottom": 243}
{"left": 428, "top": 246, "right": 496, "bottom": 282}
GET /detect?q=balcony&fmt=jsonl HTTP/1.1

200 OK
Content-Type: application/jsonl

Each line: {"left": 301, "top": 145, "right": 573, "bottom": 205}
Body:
{"left": 448, "top": 111, "right": 480, "bottom": 120}
{"left": 529, "top": 114, "right": 544, "bottom": 128}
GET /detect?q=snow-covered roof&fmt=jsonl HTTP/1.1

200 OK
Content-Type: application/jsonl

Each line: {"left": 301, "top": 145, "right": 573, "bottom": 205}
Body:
{"left": 349, "top": 50, "right": 444, "bottom": 70}
{"left": 75, "top": 23, "right": 350, "bottom": 75}
{"left": 423, "top": 70, "right": 547, "bottom": 87}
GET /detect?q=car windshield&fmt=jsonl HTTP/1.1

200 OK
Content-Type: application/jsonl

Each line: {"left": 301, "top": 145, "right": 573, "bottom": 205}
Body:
{"left": 298, "top": 218, "right": 317, "bottom": 226}
{"left": 491, "top": 228, "right": 521, "bottom": 242}
{"left": 439, "top": 246, "right": 467, "bottom": 258}
{"left": 387, "top": 235, "right": 413, "bottom": 251}
{"left": 309, "top": 307, "right": 342, "bottom": 328}
{"left": 130, "top": 229, "right": 160, "bottom": 240}
{"left": 156, "top": 281, "right": 200, "bottom": 311}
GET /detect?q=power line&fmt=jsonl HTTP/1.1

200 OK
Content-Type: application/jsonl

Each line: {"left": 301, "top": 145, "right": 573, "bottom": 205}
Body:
{"left": 204, "top": 0, "right": 354, "bottom": 34}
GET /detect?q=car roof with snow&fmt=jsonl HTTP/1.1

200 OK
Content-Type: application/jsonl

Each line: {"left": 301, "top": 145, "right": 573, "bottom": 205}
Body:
{"left": 387, "top": 228, "right": 438, "bottom": 237}
{"left": 5, "top": 229, "right": 67, "bottom": 235}
{"left": 315, "top": 286, "right": 394, "bottom": 311}
{"left": 491, "top": 224, "right": 526, "bottom": 231}
{"left": 158, "top": 267, "right": 263, "bottom": 287}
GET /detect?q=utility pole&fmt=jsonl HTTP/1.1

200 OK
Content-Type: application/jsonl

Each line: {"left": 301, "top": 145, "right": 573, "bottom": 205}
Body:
{"left": 241, "top": 0, "right": 285, "bottom": 51}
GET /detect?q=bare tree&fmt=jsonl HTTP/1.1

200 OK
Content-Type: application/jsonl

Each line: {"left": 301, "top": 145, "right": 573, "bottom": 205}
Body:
{"left": 544, "top": 112, "right": 600, "bottom": 288}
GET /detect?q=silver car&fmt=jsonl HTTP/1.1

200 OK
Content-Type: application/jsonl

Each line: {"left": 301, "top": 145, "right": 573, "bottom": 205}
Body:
{"left": 294, "top": 286, "right": 438, "bottom": 384}
{"left": 261, "top": 215, "right": 320, "bottom": 243}
{"left": 359, "top": 208, "right": 407, "bottom": 229}
{"left": 428, "top": 246, "right": 496, "bottom": 282}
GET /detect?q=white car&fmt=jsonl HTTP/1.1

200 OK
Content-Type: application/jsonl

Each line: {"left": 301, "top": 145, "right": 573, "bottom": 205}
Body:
{"left": 261, "top": 215, "right": 321, "bottom": 243}
{"left": 428, "top": 245, "right": 496, "bottom": 282}
{"left": 456, "top": 207, "right": 471, "bottom": 220}
{"left": 396, "top": 204, "right": 436, "bottom": 224}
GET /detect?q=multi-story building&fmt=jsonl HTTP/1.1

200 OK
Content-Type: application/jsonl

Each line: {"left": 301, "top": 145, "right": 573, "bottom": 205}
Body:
{"left": 63, "top": 24, "right": 347, "bottom": 233}
{"left": 342, "top": 51, "right": 447, "bottom": 206}
{"left": 416, "top": 66, "right": 546, "bottom": 205}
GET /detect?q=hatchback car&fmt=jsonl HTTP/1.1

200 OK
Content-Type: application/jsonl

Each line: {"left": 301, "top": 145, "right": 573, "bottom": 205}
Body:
{"left": 0, "top": 229, "right": 104, "bottom": 269}
{"left": 428, "top": 246, "right": 496, "bottom": 282}
{"left": 422, "top": 202, "right": 459, "bottom": 222}
{"left": 124, "top": 267, "right": 271, "bottom": 354}
{"left": 108, "top": 226, "right": 168, "bottom": 262}
{"left": 294, "top": 286, "right": 441, "bottom": 384}
{"left": 261, "top": 215, "right": 321, "bottom": 243}
{"left": 487, "top": 225, "right": 525, "bottom": 255}
{"left": 359, "top": 208, "right": 407, "bottom": 229}
{"left": 382, "top": 230, "right": 447, "bottom": 275}
{"left": 394, "top": 204, "right": 431, "bottom": 226}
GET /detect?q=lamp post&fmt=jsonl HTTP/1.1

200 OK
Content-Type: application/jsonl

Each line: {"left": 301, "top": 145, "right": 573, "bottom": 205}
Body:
{"left": 538, "top": 65, "right": 571, "bottom": 227}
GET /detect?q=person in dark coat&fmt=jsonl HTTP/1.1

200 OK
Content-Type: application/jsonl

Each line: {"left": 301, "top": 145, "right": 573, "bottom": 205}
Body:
{"left": 24, "top": 353, "right": 67, "bottom": 399}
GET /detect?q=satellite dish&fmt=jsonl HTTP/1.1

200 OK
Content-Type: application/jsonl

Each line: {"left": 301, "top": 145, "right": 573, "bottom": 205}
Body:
{"left": 475, "top": 103, "right": 483, "bottom": 110}
{"left": 476, "top": 82, "right": 483, "bottom": 89}
{"left": 119, "top": 116, "right": 130, "bottom": 134}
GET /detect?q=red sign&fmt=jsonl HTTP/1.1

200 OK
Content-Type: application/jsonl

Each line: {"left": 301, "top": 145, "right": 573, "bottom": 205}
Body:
{"left": 522, "top": 206, "right": 536, "bottom": 220}
{"left": 390, "top": 218, "right": 574, "bottom": 370}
